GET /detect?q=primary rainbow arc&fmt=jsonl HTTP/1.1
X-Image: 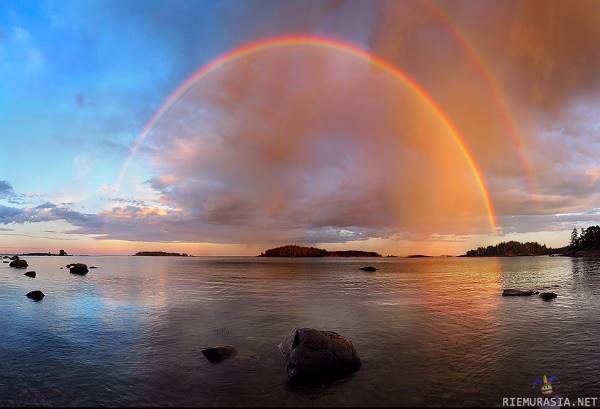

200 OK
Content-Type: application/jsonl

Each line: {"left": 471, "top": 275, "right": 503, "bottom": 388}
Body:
{"left": 114, "top": 34, "right": 498, "bottom": 232}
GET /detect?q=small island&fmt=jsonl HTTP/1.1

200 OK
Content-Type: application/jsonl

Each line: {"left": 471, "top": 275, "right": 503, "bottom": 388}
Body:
{"left": 21, "top": 249, "right": 69, "bottom": 256}
{"left": 133, "top": 251, "right": 191, "bottom": 257}
{"left": 258, "top": 245, "right": 381, "bottom": 257}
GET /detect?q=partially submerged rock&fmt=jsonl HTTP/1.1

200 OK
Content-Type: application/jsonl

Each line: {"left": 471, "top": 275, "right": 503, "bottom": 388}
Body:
{"left": 201, "top": 346, "right": 237, "bottom": 363}
{"left": 89, "top": 266, "right": 98, "bottom": 269}
{"left": 69, "top": 263, "right": 88, "bottom": 275}
{"left": 24, "top": 271, "right": 36, "bottom": 278}
{"left": 26, "top": 290, "right": 44, "bottom": 301}
{"left": 502, "top": 289, "right": 539, "bottom": 296}
{"left": 360, "top": 266, "right": 377, "bottom": 272}
{"left": 539, "top": 292, "right": 557, "bottom": 300}
{"left": 10, "top": 255, "right": 19, "bottom": 260}
{"left": 278, "top": 327, "right": 361, "bottom": 383}
{"left": 9, "top": 259, "right": 28, "bottom": 268}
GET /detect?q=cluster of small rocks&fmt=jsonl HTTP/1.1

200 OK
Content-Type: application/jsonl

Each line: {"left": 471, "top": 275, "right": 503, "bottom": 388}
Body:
{"left": 3, "top": 256, "right": 94, "bottom": 303}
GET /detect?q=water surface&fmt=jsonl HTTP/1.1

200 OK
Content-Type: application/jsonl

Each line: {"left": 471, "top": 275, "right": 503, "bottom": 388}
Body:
{"left": 1, "top": 256, "right": 599, "bottom": 406}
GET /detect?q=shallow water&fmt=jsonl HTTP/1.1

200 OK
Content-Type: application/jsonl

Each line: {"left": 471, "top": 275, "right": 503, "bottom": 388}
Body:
{"left": 1, "top": 255, "right": 599, "bottom": 406}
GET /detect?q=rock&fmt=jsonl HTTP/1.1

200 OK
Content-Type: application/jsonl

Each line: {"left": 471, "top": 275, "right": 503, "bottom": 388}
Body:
{"left": 24, "top": 271, "right": 36, "bottom": 278}
{"left": 278, "top": 327, "right": 361, "bottom": 383}
{"left": 26, "top": 290, "right": 44, "bottom": 301}
{"left": 360, "top": 266, "right": 377, "bottom": 272}
{"left": 10, "top": 255, "right": 19, "bottom": 260}
{"left": 69, "top": 263, "right": 88, "bottom": 275}
{"left": 201, "top": 346, "right": 237, "bottom": 363}
{"left": 89, "top": 266, "right": 98, "bottom": 269}
{"left": 9, "top": 259, "right": 28, "bottom": 268}
{"left": 2, "top": 255, "right": 9, "bottom": 259}
{"left": 502, "top": 289, "right": 539, "bottom": 296}
{"left": 539, "top": 292, "right": 557, "bottom": 300}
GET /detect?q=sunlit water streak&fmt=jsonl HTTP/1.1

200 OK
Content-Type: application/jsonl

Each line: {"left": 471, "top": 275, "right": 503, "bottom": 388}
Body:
{"left": 1, "top": 256, "right": 599, "bottom": 406}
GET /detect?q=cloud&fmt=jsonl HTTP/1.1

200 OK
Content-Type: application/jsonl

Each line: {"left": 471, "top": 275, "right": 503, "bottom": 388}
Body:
{"left": 0, "top": 181, "right": 16, "bottom": 199}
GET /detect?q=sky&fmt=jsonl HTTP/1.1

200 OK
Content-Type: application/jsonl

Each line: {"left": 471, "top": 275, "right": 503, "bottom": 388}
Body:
{"left": 0, "top": 0, "right": 599, "bottom": 256}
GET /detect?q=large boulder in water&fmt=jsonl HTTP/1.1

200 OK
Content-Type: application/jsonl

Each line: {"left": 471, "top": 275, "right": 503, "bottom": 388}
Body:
{"left": 502, "top": 289, "right": 539, "bottom": 296}
{"left": 24, "top": 271, "right": 36, "bottom": 278}
{"left": 26, "top": 290, "right": 44, "bottom": 301}
{"left": 360, "top": 266, "right": 377, "bottom": 272}
{"left": 201, "top": 346, "right": 237, "bottom": 363}
{"left": 10, "top": 255, "right": 19, "bottom": 260}
{"left": 278, "top": 327, "right": 361, "bottom": 383}
{"left": 69, "top": 263, "right": 88, "bottom": 275}
{"left": 539, "top": 292, "right": 557, "bottom": 300}
{"left": 9, "top": 259, "right": 28, "bottom": 268}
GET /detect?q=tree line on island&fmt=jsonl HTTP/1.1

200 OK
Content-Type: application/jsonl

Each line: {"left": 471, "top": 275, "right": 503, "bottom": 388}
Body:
{"left": 133, "top": 251, "right": 191, "bottom": 257}
{"left": 463, "top": 225, "right": 600, "bottom": 257}
{"left": 463, "top": 241, "right": 550, "bottom": 257}
{"left": 258, "top": 245, "right": 381, "bottom": 257}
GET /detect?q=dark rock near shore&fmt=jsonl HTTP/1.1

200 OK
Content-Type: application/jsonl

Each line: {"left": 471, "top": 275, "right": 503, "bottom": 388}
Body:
{"left": 69, "top": 263, "right": 88, "bottom": 275}
{"left": 201, "top": 346, "right": 237, "bottom": 363}
{"left": 502, "top": 289, "right": 539, "bottom": 296}
{"left": 26, "top": 290, "right": 44, "bottom": 301}
{"left": 10, "top": 259, "right": 28, "bottom": 268}
{"left": 539, "top": 292, "right": 557, "bottom": 300}
{"left": 10, "top": 255, "right": 19, "bottom": 260}
{"left": 89, "top": 266, "right": 98, "bottom": 269}
{"left": 278, "top": 327, "right": 361, "bottom": 383}
{"left": 360, "top": 266, "right": 377, "bottom": 272}
{"left": 24, "top": 271, "right": 36, "bottom": 278}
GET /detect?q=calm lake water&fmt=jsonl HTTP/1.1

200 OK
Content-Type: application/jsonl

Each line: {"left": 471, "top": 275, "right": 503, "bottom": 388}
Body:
{"left": 1, "top": 255, "right": 599, "bottom": 407}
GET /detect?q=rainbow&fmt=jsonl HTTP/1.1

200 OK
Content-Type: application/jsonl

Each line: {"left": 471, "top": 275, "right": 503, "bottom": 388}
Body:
{"left": 114, "top": 34, "right": 498, "bottom": 232}
{"left": 422, "top": 0, "right": 537, "bottom": 197}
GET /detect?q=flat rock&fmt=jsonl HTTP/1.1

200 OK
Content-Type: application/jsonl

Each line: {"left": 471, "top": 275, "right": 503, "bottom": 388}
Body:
{"left": 69, "top": 263, "right": 88, "bottom": 275}
{"left": 9, "top": 259, "right": 28, "bottom": 268}
{"left": 26, "top": 290, "right": 44, "bottom": 301}
{"left": 502, "top": 289, "right": 539, "bottom": 296}
{"left": 24, "top": 271, "right": 36, "bottom": 278}
{"left": 278, "top": 327, "right": 361, "bottom": 383}
{"left": 539, "top": 292, "right": 557, "bottom": 300}
{"left": 201, "top": 346, "right": 237, "bottom": 363}
{"left": 360, "top": 266, "right": 377, "bottom": 272}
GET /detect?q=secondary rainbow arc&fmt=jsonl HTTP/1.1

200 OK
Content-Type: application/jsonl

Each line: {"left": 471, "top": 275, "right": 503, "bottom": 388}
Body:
{"left": 114, "top": 34, "right": 498, "bottom": 232}
{"left": 423, "top": 0, "right": 536, "bottom": 198}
